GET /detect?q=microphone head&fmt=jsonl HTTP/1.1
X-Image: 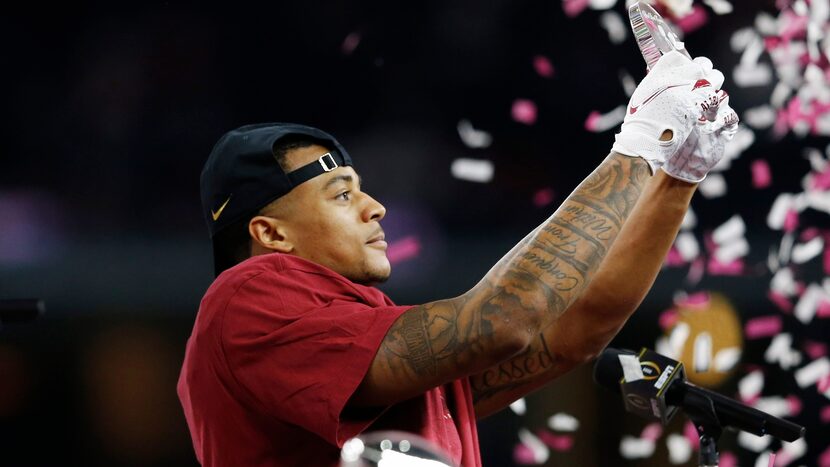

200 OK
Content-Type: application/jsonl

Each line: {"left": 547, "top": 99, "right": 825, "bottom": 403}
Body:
{"left": 592, "top": 347, "right": 637, "bottom": 395}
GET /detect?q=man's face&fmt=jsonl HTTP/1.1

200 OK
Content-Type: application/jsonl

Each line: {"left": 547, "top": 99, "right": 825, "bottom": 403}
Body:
{"left": 264, "top": 144, "right": 391, "bottom": 284}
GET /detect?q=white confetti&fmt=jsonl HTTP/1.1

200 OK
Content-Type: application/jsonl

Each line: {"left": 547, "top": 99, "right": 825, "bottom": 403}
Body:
{"left": 681, "top": 207, "right": 697, "bottom": 230}
{"left": 547, "top": 413, "right": 580, "bottom": 432}
{"left": 794, "top": 357, "right": 830, "bottom": 388}
{"left": 755, "top": 12, "right": 778, "bottom": 36}
{"left": 730, "top": 27, "right": 759, "bottom": 52}
{"left": 694, "top": 332, "right": 713, "bottom": 372}
{"left": 753, "top": 451, "right": 775, "bottom": 467}
{"left": 619, "top": 354, "right": 645, "bottom": 382}
{"left": 456, "top": 119, "right": 493, "bottom": 149}
{"left": 754, "top": 396, "right": 794, "bottom": 418}
{"left": 713, "top": 215, "right": 746, "bottom": 244}
{"left": 675, "top": 232, "right": 700, "bottom": 261}
{"left": 771, "top": 267, "right": 798, "bottom": 296}
{"left": 589, "top": 0, "right": 618, "bottom": 9}
{"left": 620, "top": 436, "right": 656, "bottom": 459}
{"left": 805, "top": 190, "right": 830, "bottom": 215}
{"left": 698, "top": 173, "right": 727, "bottom": 198}
{"left": 743, "top": 105, "right": 777, "bottom": 129}
{"left": 714, "top": 347, "right": 741, "bottom": 372}
{"left": 703, "top": 0, "right": 733, "bottom": 14}
{"left": 733, "top": 62, "right": 773, "bottom": 87}
{"left": 518, "top": 429, "right": 549, "bottom": 464}
{"left": 770, "top": 82, "right": 792, "bottom": 109}
{"left": 718, "top": 126, "right": 755, "bottom": 169}
{"left": 715, "top": 237, "right": 750, "bottom": 263}
{"left": 667, "top": 322, "right": 690, "bottom": 360}
{"left": 738, "top": 432, "right": 773, "bottom": 453}
{"left": 778, "top": 438, "right": 808, "bottom": 465}
{"left": 450, "top": 158, "right": 494, "bottom": 183}
{"left": 767, "top": 193, "right": 797, "bottom": 230}
{"left": 599, "top": 10, "right": 627, "bottom": 44}
{"left": 666, "top": 434, "right": 693, "bottom": 464}
{"left": 791, "top": 236, "right": 824, "bottom": 263}
{"left": 765, "top": 333, "right": 802, "bottom": 370}
{"left": 794, "top": 283, "right": 824, "bottom": 324}
{"left": 509, "top": 398, "right": 527, "bottom": 415}
{"left": 778, "top": 233, "right": 795, "bottom": 266}
{"left": 739, "top": 370, "right": 764, "bottom": 400}
{"left": 619, "top": 70, "right": 636, "bottom": 97}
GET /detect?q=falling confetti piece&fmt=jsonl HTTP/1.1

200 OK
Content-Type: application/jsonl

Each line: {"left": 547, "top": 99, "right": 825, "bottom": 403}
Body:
{"left": 516, "top": 429, "right": 549, "bottom": 464}
{"left": 744, "top": 106, "right": 777, "bottom": 129}
{"left": 698, "top": 173, "right": 728, "bottom": 198}
{"left": 674, "top": 5, "right": 709, "bottom": 33}
{"left": 451, "top": 158, "right": 494, "bottom": 183}
{"left": 659, "top": 308, "right": 680, "bottom": 330}
{"left": 584, "top": 106, "right": 626, "bottom": 132}
{"left": 510, "top": 398, "right": 527, "bottom": 415}
{"left": 386, "top": 236, "right": 421, "bottom": 265}
{"left": 794, "top": 357, "right": 830, "bottom": 388}
{"left": 739, "top": 370, "right": 765, "bottom": 402}
{"left": 341, "top": 32, "right": 361, "bottom": 55}
{"left": 533, "top": 187, "right": 555, "bottom": 208}
{"left": 738, "top": 431, "right": 773, "bottom": 452}
{"left": 532, "top": 55, "right": 555, "bottom": 78}
{"left": 683, "top": 420, "right": 700, "bottom": 449}
{"left": 619, "top": 354, "right": 645, "bottom": 382}
{"left": 619, "top": 436, "right": 656, "bottom": 459}
{"left": 714, "top": 347, "right": 741, "bottom": 372}
{"left": 667, "top": 434, "right": 692, "bottom": 464}
{"left": 765, "top": 333, "right": 802, "bottom": 370}
{"left": 536, "top": 431, "right": 575, "bottom": 452}
{"left": 720, "top": 451, "right": 738, "bottom": 467}
{"left": 599, "top": 10, "right": 627, "bottom": 44}
{"left": 457, "top": 119, "right": 493, "bottom": 149}
{"left": 751, "top": 159, "right": 773, "bottom": 188}
{"left": 562, "top": 0, "right": 590, "bottom": 17}
{"left": 640, "top": 423, "right": 662, "bottom": 441}
{"left": 547, "top": 413, "right": 580, "bottom": 432}
{"left": 804, "top": 340, "right": 829, "bottom": 359}
{"left": 703, "top": 0, "right": 733, "bottom": 14}
{"left": 512, "top": 99, "right": 538, "bottom": 125}
{"left": 820, "top": 405, "right": 830, "bottom": 423}
{"left": 795, "top": 283, "right": 824, "bottom": 324}
{"left": 745, "top": 315, "right": 783, "bottom": 339}
{"left": 694, "top": 332, "right": 713, "bottom": 372}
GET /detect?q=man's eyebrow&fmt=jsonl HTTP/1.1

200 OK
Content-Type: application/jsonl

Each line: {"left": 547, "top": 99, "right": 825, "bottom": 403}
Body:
{"left": 322, "top": 174, "right": 362, "bottom": 190}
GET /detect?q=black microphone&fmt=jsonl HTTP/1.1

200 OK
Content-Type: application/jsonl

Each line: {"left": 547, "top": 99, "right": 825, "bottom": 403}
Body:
{"left": 593, "top": 347, "right": 805, "bottom": 442}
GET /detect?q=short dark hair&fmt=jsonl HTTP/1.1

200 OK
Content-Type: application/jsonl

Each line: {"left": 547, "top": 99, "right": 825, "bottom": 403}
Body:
{"left": 210, "top": 135, "right": 326, "bottom": 276}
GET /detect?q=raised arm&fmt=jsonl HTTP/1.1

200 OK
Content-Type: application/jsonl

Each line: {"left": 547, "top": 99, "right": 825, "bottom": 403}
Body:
{"left": 350, "top": 51, "right": 734, "bottom": 409}
{"left": 351, "top": 152, "right": 649, "bottom": 406}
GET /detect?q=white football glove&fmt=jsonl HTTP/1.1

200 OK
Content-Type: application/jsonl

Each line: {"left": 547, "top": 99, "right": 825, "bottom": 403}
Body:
{"left": 663, "top": 90, "right": 740, "bottom": 183}
{"left": 612, "top": 51, "right": 723, "bottom": 173}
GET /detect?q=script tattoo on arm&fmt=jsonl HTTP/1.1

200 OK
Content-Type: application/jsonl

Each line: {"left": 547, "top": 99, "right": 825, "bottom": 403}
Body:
{"left": 469, "top": 153, "right": 650, "bottom": 410}
{"left": 353, "top": 154, "right": 650, "bottom": 408}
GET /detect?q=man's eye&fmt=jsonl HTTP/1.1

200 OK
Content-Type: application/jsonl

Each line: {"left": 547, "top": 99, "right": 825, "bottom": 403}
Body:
{"left": 336, "top": 191, "right": 351, "bottom": 201}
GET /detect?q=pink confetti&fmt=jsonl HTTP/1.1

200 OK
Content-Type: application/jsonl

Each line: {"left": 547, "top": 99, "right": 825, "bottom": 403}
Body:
{"left": 804, "top": 340, "right": 829, "bottom": 359}
{"left": 768, "top": 291, "right": 794, "bottom": 313}
{"left": 824, "top": 242, "right": 830, "bottom": 275}
{"left": 820, "top": 405, "right": 830, "bottom": 423}
{"left": 533, "top": 188, "right": 555, "bottom": 208}
{"left": 677, "top": 291, "right": 710, "bottom": 308}
{"left": 659, "top": 308, "right": 679, "bottom": 330}
{"left": 513, "top": 444, "right": 536, "bottom": 465}
{"left": 532, "top": 55, "right": 555, "bottom": 78}
{"left": 536, "top": 431, "right": 575, "bottom": 452}
{"left": 819, "top": 374, "right": 830, "bottom": 393}
{"left": 786, "top": 395, "right": 802, "bottom": 416}
{"left": 768, "top": 452, "right": 776, "bottom": 467}
{"left": 674, "top": 5, "right": 708, "bottom": 34}
{"left": 562, "top": 0, "right": 589, "bottom": 17}
{"left": 821, "top": 445, "right": 830, "bottom": 467}
{"left": 640, "top": 422, "right": 662, "bottom": 441}
{"left": 783, "top": 210, "right": 799, "bottom": 233}
{"left": 687, "top": 257, "right": 705, "bottom": 285}
{"left": 812, "top": 168, "right": 830, "bottom": 191}
{"left": 584, "top": 111, "right": 602, "bottom": 132}
{"left": 512, "top": 99, "right": 538, "bottom": 125}
{"left": 745, "top": 315, "right": 783, "bottom": 339}
{"left": 800, "top": 228, "right": 820, "bottom": 242}
{"left": 752, "top": 159, "right": 772, "bottom": 189}
{"left": 386, "top": 236, "right": 421, "bottom": 265}
{"left": 664, "top": 246, "right": 686, "bottom": 267}
{"left": 707, "top": 257, "right": 744, "bottom": 275}
{"left": 341, "top": 32, "right": 361, "bottom": 55}
{"left": 720, "top": 451, "right": 738, "bottom": 467}
{"left": 818, "top": 300, "right": 830, "bottom": 318}
{"left": 683, "top": 420, "right": 700, "bottom": 450}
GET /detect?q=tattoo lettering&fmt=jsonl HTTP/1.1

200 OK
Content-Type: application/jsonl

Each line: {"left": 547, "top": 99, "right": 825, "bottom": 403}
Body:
{"left": 470, "top": 334, "right": 556, "bottom": 403}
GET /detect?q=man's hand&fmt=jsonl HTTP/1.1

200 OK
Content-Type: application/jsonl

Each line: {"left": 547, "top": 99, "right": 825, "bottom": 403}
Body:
{"left": 662, "top": 90, "right": 739, "bottom": 183}
{"left": 612, "top": 51, "right": 723, "bottom": 173}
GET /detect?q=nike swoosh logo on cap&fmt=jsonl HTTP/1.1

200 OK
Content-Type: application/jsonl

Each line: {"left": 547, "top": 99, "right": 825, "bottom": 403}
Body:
{"left": 211, "top": 196, "right": 232, "bottom": 221}
{"left": 629, "top": 83, "right": 687, "bottom": 114}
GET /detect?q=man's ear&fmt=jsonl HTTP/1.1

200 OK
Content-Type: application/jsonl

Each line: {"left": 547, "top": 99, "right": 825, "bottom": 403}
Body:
{"left": 249, "top": 216, "right": 293, "bottom": 253}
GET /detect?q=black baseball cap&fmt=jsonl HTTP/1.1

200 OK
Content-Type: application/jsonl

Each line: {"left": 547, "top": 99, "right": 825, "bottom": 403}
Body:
{"left": 200, "top": 122, "right": 353, "bottom": 238}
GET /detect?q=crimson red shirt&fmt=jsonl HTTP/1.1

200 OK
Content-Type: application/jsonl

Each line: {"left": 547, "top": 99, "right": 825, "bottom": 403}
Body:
{"left": 177, "top": 253, "right": 482, "bottom": 467}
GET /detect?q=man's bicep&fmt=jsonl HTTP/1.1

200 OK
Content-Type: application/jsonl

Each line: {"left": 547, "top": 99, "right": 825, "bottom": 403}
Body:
{"left": 349, "top": 295, "right": 526, "bottom": 407}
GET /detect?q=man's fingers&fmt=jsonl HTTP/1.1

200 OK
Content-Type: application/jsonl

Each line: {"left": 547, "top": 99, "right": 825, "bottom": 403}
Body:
{"left": 693, "top": 56, "right": 714, "bottom": 74}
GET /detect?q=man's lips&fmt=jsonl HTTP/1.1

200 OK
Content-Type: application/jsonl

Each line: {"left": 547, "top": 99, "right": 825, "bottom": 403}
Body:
{"left": 367, "top": 231, "right": 387, "bottom": 248}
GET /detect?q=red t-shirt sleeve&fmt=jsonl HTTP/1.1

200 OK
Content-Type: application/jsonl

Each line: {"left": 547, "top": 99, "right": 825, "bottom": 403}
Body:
{"left": 219, "top": 270, "right": 412, "bottom": 447}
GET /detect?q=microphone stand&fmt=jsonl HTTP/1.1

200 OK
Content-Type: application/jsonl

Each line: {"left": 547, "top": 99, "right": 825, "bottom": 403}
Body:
{"left": 683, "top": 389, "right": 723, "bottom": 467}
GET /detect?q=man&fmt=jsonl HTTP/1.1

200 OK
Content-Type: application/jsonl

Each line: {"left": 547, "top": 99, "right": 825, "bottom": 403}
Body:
{"left": 177, "top": 51, "right": 739, "bottom": 466}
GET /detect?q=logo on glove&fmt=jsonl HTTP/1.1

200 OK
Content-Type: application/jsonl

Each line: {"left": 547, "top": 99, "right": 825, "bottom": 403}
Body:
{"left": 629, "top": 83, "right": 688, "bottom": 115}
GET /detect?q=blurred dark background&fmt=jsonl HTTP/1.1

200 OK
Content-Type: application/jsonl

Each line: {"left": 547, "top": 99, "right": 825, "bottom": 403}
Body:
{"left": 1, "top": 1, "right": 828, "bottom": 466}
